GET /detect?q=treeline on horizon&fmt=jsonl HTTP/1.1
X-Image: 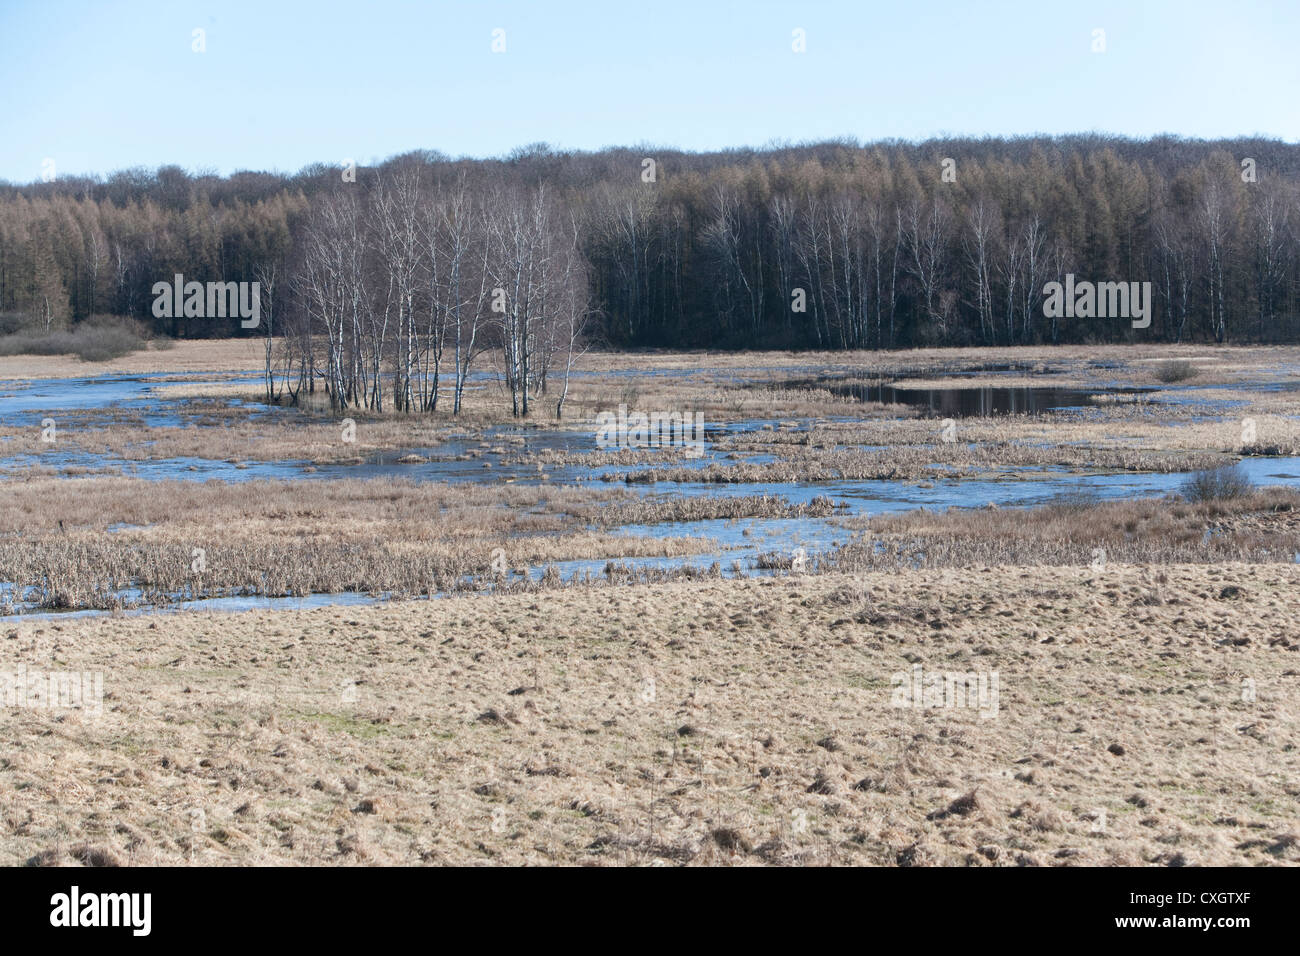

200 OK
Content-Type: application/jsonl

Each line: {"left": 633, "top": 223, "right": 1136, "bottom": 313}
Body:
{"left": 2, "top": 134, "right": 1299, "bottom": 353}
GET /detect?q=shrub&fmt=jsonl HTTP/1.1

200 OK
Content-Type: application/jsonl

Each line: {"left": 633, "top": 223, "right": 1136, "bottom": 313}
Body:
{"left": 71, "top": 325, "right": 143, "bottom": 361}
{"left": 0, "top": 315, "right": 145, "bottom": 362}
{"left": 1181, "top": 464, "right": 1254, "bottom": 502}
{"left": 1154, "top": 359, "right": 1198, "bottom": 383}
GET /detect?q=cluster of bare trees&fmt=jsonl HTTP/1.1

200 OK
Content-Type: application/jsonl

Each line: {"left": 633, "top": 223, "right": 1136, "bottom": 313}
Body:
{"left": 287, "top": 172, "right": 590, "bottom": 417}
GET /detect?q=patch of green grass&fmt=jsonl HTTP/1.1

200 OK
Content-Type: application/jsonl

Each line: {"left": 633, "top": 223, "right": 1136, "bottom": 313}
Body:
{"left": 1157, "top": 781, "right": 1208, "bottom": 796}
{"left": 842, "top": 671, "right": 888, "bottom": 689}
{"left": 288, "top": 710, "right": 392, "bottom": 739}
{"left": 108, "top": 734, "right": 147, "bottom": 756}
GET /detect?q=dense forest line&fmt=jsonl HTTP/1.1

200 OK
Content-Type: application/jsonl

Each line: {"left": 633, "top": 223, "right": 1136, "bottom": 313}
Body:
{"left": 2, "top": 136, "right": 1298, "bottom": 368}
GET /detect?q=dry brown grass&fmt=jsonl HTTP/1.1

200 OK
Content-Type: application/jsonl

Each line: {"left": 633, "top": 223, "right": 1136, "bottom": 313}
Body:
{"left": 828, "top": 488, "right": 1300, "bottom": 570}
{"left": 3, "top": 564, "right": 1296, "bottom": 866}
{"left": 608, "top": 443, "right": 1230, "bottom": 485}
{"left": 0, "top": 477, "right": 833, "bottom": 609}
{"left": 5, "top": 470, "right": 1298, "bottom": 611}
{"left": 0, "top": 338, "right": 264, "bottom": 379}
{"left": 9, "top": 343, "right": 1300, "bottom": 475}
{"left": 713, "top": 412, "right": 1300, "bottom": 457}
{"left": 6, "top": 342, "right": 1300, "bottom": 868}
{"left": 13, "top": 405, "right": 1296, "bottom": 473}
{"left": 575, "top": 343, "right": 1300, "bottom": 387}
{"left": 0, "top": 477, "right": 831, "bottom": 535}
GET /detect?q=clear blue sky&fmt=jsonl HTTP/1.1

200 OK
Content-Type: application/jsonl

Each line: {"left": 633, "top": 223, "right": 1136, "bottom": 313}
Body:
{"left": 1, "top": 0, "right": 1296, "bottom": 183}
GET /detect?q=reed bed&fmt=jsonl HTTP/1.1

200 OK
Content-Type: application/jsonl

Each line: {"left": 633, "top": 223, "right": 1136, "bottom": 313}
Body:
{"left": 0, "top": 532, "right": 718, "bottom": 611}
{"left": 606, "top": 443, "right": 1232, "bottom": 484}
{"left": 711, "top": 411, "right": 1300, "bottom": 455}
{"left": 0, "top": 477, "right": 833, "bottom": 610}
{"left": 825, "top": 488, "right": 1300, "bottom": 572}
{"left": 0, "top": 477, "right": 833, "bottom": 533}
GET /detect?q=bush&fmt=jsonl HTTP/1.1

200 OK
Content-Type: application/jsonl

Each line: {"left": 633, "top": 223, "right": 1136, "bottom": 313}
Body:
{"left": 70, "top": 325, "right": 144, "bottom": 361}
{"left": 1181, "top": 464, "right": 1254, "bottom": 502}
{"left": 1154, "top": 359, "right": 1198, "bottom": 383}
{"left": 0, "top": 315, "right": 146, "bottom": 362}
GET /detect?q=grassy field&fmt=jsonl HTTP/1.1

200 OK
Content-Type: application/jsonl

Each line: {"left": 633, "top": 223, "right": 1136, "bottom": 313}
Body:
{"left": 3, "top": 564, "right": 1297, "bottom": 866}
{"left": 4, "top": 341, "right": 1300, "bottom": 867}
{"left": 0, "top": 338, "right": 263, "bottom": 380}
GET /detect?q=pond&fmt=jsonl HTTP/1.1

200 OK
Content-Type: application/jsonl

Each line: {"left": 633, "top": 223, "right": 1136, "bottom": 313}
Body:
{"left": 778, "top": 377, "right": 1155, "bottom": 417}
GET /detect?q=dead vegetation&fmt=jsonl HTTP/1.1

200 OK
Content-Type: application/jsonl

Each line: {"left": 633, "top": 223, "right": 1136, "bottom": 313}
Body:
{"left": 606, "top": 443, "right": 1233, "bottom": 485}
{"left": 829, "top": 488, "right": 1300, "bottom": 570}
{"left": 0, "top": 477, "right": 834, "bottom": 610}
{"left": 4, "top": 342, "right": 1300, "bottom": 867}
{"left": 7, "top": 342, "right": 1300, "bottom": 479}
{"left": 3, "top": 564, "right": 1296, "bottom": 866}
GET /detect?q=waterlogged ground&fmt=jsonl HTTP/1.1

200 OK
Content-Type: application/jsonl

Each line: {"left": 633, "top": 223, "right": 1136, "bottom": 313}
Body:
{"left": 3, "top": 345, "right": 1300, "bottom": 618}
{"left": 5, "top": 344, "right": 1300, "bottom": 869}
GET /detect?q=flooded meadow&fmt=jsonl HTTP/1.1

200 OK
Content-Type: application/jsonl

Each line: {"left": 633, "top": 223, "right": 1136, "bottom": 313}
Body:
{"left": 4, "top": 343, "right": 1300, "bottom": 618}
